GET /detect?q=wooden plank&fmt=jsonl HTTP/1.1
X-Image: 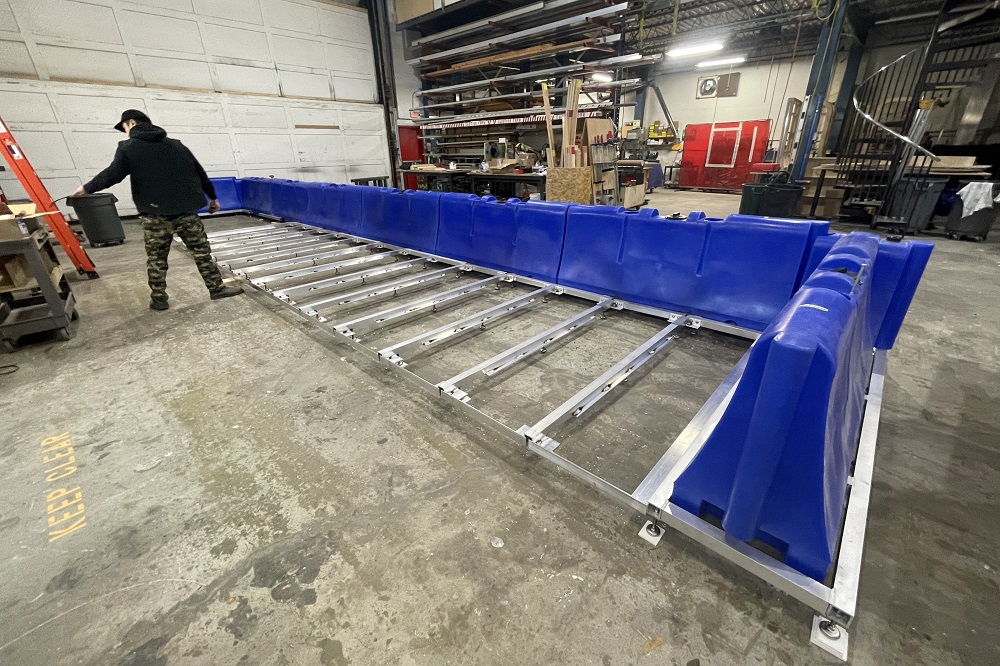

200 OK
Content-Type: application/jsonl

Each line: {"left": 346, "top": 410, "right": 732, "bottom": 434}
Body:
{"left": 422, "top": 38, "right": 600, "bottom": 78}
{"left": 547, "top": 167, "right": 592, "bottom": 204}
{"left": 541, "top": 82, "right": 557, "bottom": 167}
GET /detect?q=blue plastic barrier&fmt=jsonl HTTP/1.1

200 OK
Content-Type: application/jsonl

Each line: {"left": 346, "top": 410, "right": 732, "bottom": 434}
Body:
{"left": 670, "top": 234, "right": 881, "bottom": 580}
{"left": 198, "top": 177, "right": 243, "bottom": 212}
{"left": 557, "top": 206, "right": 826, "bottom": 330}
{"left": 360, "top": 188, "right": 441, "bottom": 253}
{"left": 434, "top": 195, "right": 568, "bottom": 282}
{"left": 239, "top": 177, "right": 273, "bottom": 215}
{"left": 270, "top": 179, "right": 309, "bottom": 221}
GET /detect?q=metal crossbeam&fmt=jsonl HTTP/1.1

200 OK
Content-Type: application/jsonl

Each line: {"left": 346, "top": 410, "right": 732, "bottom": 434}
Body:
{"left": 274, "top": 258, "right": 430, "bottom": 304}
{"left": 333, "top": 275, "right": 502, "bottom": 339}
{"left": 239, "top": 243, "right": 383, "bottom": 280}
{"left": 206, "top": 224, "right": 299, "bottom": 239}
{"left": 252, "top": 251, "right": 404, "bottom": 288}
{"left": 304, "top": 265, "right": 465, "bottom": 320}
{"left": 438, "top": 299, "right": 614, "bottom": 403}
{"left": 379, "top": 286, "right": 552, "bottom": 367}
{"left": 210, "top": 229, "right": 320, "bottom": 249}
{"left": 215, "top": 237, "right": 348, "bottom": 265}
{"left": 523, "top": 318, "right": 687, "bottom": 448}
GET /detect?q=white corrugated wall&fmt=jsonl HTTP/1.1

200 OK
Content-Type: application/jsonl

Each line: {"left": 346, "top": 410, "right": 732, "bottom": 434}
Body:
{"left": 0, "top": 0, "right": 391, "bottom": 215}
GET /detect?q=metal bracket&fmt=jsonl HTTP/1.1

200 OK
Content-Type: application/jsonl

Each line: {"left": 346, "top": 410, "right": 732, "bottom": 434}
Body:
{"left": 811, "top": 616, "right": 849, "bottom": 661}
{"left": 685, "top": 318, "right": 702, "bottom": 329}
{"left": 610, "top": 299, "right": 625, "bottom": 310}
{"left": 639, "top": 520, "right": 664, "bottom": 546}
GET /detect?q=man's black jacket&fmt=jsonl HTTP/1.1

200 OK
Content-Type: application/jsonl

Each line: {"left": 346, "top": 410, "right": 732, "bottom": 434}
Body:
{"left": 83, "top": 122, "right": 216, "bottom": 216}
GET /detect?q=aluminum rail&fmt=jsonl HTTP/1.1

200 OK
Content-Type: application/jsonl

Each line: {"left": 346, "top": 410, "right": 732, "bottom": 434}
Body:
{"left": 304, "top": 265, "right": 465, "bottom": 320}
{"left": 237, "top": 243, "right": 382, "bottom": 278}
{"left": 251, "top": 251, "right": 404, "bottom": 287}
{"left": 523, "top": 317, "right": 688, "bottom": 449}
{"left": 438, "top": 299, "right": 614, "bottom": 402}
{"left": 379, "top": 286, "right": 552, "bottom": 367}
{"left": 333, "top": 275, "right": 503, "bottom": 339}
{"left": 274, "top": 258, "right": 430, "bottom": 304}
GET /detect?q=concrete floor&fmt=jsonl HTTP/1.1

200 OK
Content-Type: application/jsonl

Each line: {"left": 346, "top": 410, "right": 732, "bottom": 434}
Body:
{"left": 1, "top": 195, "right": 998, "bottom": 666}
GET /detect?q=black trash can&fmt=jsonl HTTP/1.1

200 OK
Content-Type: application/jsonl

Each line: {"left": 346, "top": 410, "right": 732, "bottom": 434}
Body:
{"left": 67, "top": 193, "right": 125, "bottom": 247}
{"left": 739, "top": 183, "right": 766, "bottom": 215}
{"left": 760, "top": 183, "right": 804, "bottom": 218}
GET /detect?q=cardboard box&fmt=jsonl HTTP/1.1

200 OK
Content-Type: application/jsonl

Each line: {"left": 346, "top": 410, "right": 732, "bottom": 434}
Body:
{"left": 396, "top": 0, "right": 436, "bottom": 22}
{"left": 0, "top": 255, "right": 32, "bottom": 292}
{"left": 0, "top": 218, "right": 30, "bottom": 241}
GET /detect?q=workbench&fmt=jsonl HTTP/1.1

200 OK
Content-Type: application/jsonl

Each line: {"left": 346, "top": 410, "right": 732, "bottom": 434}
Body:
{"left": 469, "top": 172, "right": 545, "bottom": 200}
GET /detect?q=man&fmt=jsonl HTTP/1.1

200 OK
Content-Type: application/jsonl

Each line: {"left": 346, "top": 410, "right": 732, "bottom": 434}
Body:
{"left": 73, "top": 109, "right": 243, "bottom": 310}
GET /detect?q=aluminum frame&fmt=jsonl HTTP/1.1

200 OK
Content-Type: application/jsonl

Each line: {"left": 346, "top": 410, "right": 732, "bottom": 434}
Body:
{"left": 206, "top": 221, "right": 888, "bottom": 661}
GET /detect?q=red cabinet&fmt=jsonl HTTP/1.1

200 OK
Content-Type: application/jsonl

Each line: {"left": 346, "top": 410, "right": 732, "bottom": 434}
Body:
{"left": 679, "top": 120, "right": 771, "bottom": 192}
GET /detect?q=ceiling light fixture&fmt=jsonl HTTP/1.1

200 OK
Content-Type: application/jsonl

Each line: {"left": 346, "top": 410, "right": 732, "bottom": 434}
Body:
{"left": 696, "top": 56, "right": 746, "bottom": 68}
{"left": 666, "top": 41, "right": 725, "bottom": 58}
{"left": 590, "top": 71, "right": 614, "bottom": 83}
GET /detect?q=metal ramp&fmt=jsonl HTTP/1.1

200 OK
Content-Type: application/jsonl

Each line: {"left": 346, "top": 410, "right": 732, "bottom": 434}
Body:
{"left": 206, "top": 220, "right": 889, "bottom": 661}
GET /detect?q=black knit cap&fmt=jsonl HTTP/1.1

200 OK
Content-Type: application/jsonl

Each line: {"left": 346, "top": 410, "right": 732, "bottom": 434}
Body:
{"left": 114, "top": 109, "right": 151, "bottom": 132}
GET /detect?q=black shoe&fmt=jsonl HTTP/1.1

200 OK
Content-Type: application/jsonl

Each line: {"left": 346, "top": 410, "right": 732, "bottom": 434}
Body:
{"left": 150, "top": 299, "right": 169, "bottom": 311}
{"left": 210, "top": 285, "right": 244, "bottom": 300}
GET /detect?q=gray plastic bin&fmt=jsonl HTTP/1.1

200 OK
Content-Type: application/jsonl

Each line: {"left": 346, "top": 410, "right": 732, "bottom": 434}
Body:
{"left": 946, "top": 183, "right": 998, "bottom": 241}
{"left": 67, "top": 193, "right": 125, "bottom": 247}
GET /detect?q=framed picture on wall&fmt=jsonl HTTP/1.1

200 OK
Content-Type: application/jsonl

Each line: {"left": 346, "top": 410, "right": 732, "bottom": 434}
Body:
{"left": 697, "top": 76, "right": 718, "bottom": 99}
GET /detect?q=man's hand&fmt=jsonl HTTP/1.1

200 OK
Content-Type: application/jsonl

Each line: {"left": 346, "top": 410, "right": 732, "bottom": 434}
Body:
{"left": 72, "top": 186, "right": 87, "bottom": 197}
{"left": 208, "top": 199, "right": 220, "bottom": 214}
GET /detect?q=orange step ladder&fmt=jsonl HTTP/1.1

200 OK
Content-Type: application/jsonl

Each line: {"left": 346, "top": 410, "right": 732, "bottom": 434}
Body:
{"left": 0, "top": 116, "right": 99, "bottom": 278}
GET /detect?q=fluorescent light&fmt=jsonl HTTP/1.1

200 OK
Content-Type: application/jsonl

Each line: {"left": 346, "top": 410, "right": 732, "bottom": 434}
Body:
{"left": 591, "top": 71, "right": 613, "bottom": 83}
{"left": 666, "top": 41, "right": 724, "bottom": 58}
{"left": 696, "top": 56, "right": 746, "bottom": 68}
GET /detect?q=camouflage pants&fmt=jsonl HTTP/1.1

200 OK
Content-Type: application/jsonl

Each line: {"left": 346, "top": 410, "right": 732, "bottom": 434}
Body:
{"left": 141, "top": 212, "right": 224, "bottom": 302}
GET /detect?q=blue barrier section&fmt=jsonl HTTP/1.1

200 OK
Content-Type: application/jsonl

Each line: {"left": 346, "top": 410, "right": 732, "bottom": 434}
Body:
{"left": 557, "top": 207, "right": 824, "bottom": 329}
{"left": 199, "top": 177, "right": 244, "bottom": 212}
{"left": 435, "top": 195, "right": 568, "bottom": 281}
{"left": 359, "top": 188, "right": 442, "bottom": 253}
{"left": 270, "top": 179, "right": 309, "bottom": 221}
{"left": 239, "top": 177, "right": 273, "bottom": 215}
{"left": 668, "top": 233, "right": 923, "bottom": 581}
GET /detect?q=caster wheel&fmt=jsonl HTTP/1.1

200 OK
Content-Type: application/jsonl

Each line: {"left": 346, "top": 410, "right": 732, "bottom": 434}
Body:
{"left": 946, "top": 233, "right": 956, "bottom": 240}
{"left": 55, "top": 327, "right": 71, "bottom": 342}
{"left": 71, "top": 309, "right": 80, "bottom": 321}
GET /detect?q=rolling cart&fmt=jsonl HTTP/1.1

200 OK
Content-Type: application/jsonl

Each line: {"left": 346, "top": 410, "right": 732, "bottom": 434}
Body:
{"left": 0, "top": 227, "right": 78, "bottom": 352}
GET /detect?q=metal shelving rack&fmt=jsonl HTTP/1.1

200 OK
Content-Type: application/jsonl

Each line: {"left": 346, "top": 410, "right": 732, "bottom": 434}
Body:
{"left": 398, "top": 0, "right": 658, "bottom": 172}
